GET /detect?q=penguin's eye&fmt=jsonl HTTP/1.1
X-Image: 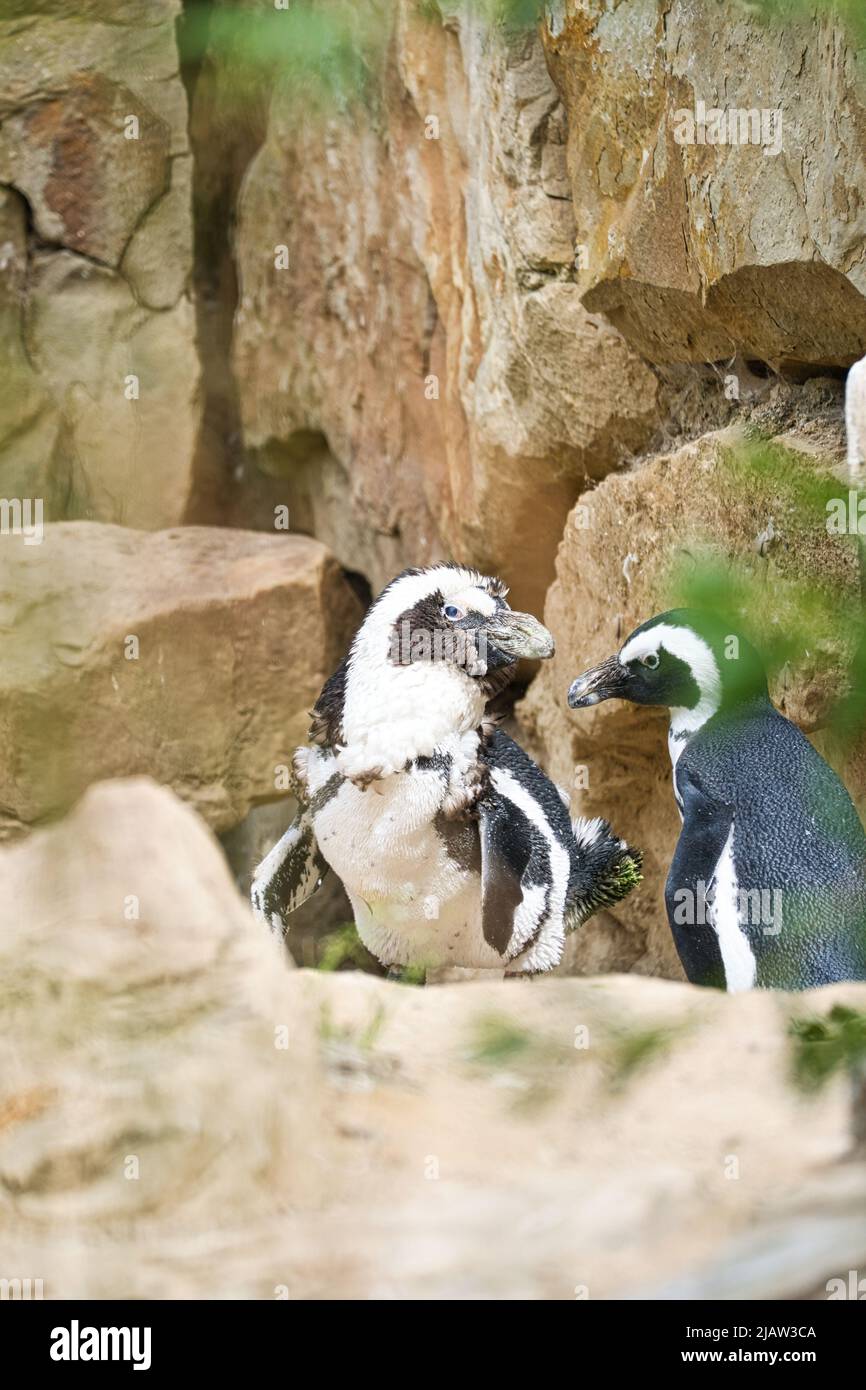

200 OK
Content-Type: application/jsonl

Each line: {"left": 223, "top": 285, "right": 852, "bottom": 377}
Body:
{"left": 442, "top": 604, "right": 464, "bottom": 621}
{"left": 641, "top": 652, "right": 660, "bottom": 670}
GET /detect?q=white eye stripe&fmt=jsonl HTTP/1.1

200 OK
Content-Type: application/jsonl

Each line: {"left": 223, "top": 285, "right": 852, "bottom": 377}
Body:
{"left": 447, "top": 585, "right": 497, "bottom": 617}
{"left": 619, "top": 621, "right": 723, "bottom": 741}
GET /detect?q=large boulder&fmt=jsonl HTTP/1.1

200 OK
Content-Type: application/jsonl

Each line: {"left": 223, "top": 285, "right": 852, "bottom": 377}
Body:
{"left": 0, "top": 0, "right": 200, "bottom": 526}
{"left": 0, "top": 524, "right": 363, "bottom": 836}
{"left": 520, "top": 416, "right": 864, "bottom": 979}
{"left": 543, "top": 0, "right": 866, "bottom": 369}
{"left": 231, "top": 1, "right": 659, "bottom": 611}
{"left": 2, "top": 783, "right": 864, "bottom": 1298}
{"left": 0, "top": 778, "right": 326, "bottom": 1298}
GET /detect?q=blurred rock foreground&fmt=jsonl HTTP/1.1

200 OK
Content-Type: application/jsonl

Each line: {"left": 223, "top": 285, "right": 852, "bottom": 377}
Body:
{"left": 3, "top": 0, "right": 866, "bottom": 1298}
{"left": 1, "top": 777, "right": 865, "bottom": 1299}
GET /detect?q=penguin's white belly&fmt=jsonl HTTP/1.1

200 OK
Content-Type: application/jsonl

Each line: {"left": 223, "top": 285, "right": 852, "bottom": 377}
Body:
{"left": 349, "top": 879, "right": 506, "bottom": 971}
{"left": 708, "top": 822, "right": 757, "bottom": 993}
{"left": 312, "top": 760, "right": 502, "bottom": 970}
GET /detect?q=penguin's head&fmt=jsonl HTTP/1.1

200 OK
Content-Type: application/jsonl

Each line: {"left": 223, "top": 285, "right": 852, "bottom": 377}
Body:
{"left": 567, "top": 610, "right": 768, "bottom": 722}
{"left": 330, "top": 565, "right": 554, "bottom": 772}
{"left": 381, "top": 564, "right": 554, "bottom": 679}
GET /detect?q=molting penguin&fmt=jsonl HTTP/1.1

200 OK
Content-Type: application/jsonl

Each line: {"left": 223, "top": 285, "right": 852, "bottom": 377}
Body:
{"left": 568, "top": 610, "right": 866, "bottom": 991}
{"left": 252, "top": 564, "right": 642, "bottom": 978}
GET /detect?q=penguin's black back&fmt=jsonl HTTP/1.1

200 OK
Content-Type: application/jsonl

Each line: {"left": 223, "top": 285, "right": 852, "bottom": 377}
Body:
{"left": 673, "top": 696, "right": 866, "bottom": 988}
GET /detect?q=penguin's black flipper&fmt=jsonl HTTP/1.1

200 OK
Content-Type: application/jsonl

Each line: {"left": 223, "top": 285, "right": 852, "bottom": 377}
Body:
{"left": 251, "top": 803, "right": 329, "bottom": 936}
{"left": 477, "top": 727, "right": 643, "bottom": 964}
{"left": 478, "top": 791, "right": 534, "bottom": 958}
{"left": 665, "top": 765, "right": 732, "bottom": 989}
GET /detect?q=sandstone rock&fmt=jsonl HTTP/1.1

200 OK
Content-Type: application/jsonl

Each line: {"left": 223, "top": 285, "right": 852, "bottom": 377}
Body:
{"left": 0, "top": 74, "right": 171, "bottom": 267}
{"left": 231, "top": 2, "right": 659, "bottom": 611}
{"left": 641, "top": 1166, "right": 866, "bottom": 1299}
{"left": 0, "top": 1, "right": 200, "bottom": 527}
{"left": 520, "top": 422, "right": 863, "bottom": 980}
{"left": 0, "top": 524, "right": 363, "bottom": 836}
{"left": 121, "top": 153, "right": 195, "bottom": 311}
{"left": 0, "top": 777, "right": 325, "bottom": 1295}
{"left": 0, "top": 188, "right": 58, "bottom": 508}
{"left": 3, "top": 809, "right": 864, "bottom": 1300}
{"left": 278, "top": 970, "right": 866, "bottom": 1300}
{"left": 27, "top": 252, "right": 199, "bottom": 528}
{"left": 543, "top": 0, "right": 866, "bottom": 369}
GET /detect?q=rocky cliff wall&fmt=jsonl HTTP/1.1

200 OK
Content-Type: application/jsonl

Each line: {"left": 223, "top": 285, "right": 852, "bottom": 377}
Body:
{"left": 0, "top": 0, "right": 201, "bottom": 527}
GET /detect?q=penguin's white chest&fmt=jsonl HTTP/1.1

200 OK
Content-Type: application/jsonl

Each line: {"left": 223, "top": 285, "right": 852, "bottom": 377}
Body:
{"left": 314, "top": 764, "right": 451, "bottom": 900}
{"left": 310, "top": 754, "right": 502, "bottom": 970}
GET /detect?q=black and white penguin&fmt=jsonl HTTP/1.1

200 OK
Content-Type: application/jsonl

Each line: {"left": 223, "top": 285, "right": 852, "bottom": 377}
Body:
{"left": 252, "top": 564, "right": 642, "bottom": 977}
{"left": 568, "top": 609, "right": 866, "bottom": 991}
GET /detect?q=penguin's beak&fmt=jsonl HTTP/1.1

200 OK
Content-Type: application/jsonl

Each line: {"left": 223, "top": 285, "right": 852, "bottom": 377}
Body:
{"left": 485, "top": 611, "right": 555, "bottom": 660}
{"left": 567, "top": 654, "right": 629, "bottom": 708}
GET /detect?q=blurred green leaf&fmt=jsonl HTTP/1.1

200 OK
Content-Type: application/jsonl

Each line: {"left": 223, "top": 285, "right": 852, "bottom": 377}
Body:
{"left": 662, "top": 436, "right": 866, "bottom": 751}
{"left": 608, "top": 1023, "right": 682, "bottom": 1087}
{"left": 316, "top": 921, "right": 380, "bottom": 972}
{"left": 177, "top": 0, "right": 544, "bottom": 122}
{"left": 750, "top": 0, "right": 866, "bottom": 49}
{"left": 790, "top": 1005, "right": 866, "bottom": 1091}
{"left": 469, "top": 1014, "right": 537, "bottom": 1066}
